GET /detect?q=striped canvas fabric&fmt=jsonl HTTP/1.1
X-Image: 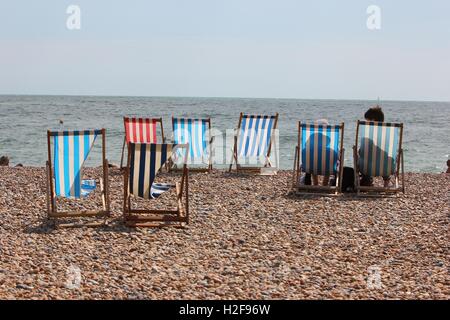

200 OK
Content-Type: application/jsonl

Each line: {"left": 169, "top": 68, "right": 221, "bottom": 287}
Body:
{"left": 358, "top": 121, "right": 400, "bottom": 177}
{"left": 300, "top": 124, "right": 340, "bottom": 175}
{"left": 129, "top": 143, "right": 178, "bottom": 199}
{"left": 172, "top": 118, "right": 209, "bottom": 160}
{"left": 124, "top": 117, "right": 158, "bottom": 143}
{"left": 53, "top": 130, "right": 100, "bottom": 198}
{"left": 81, "top": 179, "right": 97, "bottom": 198}
{"left": 237, "top": 115, "right": 276, "bottom": 157}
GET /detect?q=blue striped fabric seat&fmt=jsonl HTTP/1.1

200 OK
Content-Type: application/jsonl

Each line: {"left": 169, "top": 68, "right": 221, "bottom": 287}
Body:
{"left": 300, "top": 124, "right": 340, "bottom": 175}
{"left": 358, "top": 121, "right": 400, "bottom": 177}
{"left": 129, "top": 143, "right": 180, "bottom": 199}
{"left": 53, "top": 130, "right": 101, "bottom": 198}
{"left": 172, "top": 118, "right": 209, "bottom": 163}
{"left": 237, "top": 115, "right": 276, "bottom": 158}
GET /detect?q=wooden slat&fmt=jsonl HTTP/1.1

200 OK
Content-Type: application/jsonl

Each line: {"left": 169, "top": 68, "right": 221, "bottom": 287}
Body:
{"left": 57, "top": 221, "right": 107, "bottom": 228}
{"left": 48, "top": 210, "right": 110, "bottom": 218}
{"left": 125, "top": 221, "right": 186, "bottom": 228}
{"left": 296, "top": 185, "right": 338, "bottom": 191}
{"left": 358, "top": 186, "right": 403, "bottom": 193}
{"left": 172, "top": 167, "right": 210, "bottom": 173}
{"left": 236, "top": 165, "right": 262, "bottom": 171}
{"left": 125, "top": 214, "right": 187, "bottom": 222}
{"left": 127, "top": 209, "right": 179, "bottom": 214}
{"left": 295, "top": 191, "right": 341, "bottom": 197}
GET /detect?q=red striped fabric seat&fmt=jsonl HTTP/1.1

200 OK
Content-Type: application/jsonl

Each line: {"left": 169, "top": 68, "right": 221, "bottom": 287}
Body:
{"left": 124, "top": 117, "right": 158, "bottom": 143}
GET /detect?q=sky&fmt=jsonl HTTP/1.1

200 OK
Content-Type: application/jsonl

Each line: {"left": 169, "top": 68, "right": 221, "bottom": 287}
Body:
{"left": 0, "top": 0, "right": 449, "bottom": 101}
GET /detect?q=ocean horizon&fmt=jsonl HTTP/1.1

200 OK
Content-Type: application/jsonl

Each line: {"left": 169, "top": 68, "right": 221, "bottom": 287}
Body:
{"left": 1, "top": 94, "right": 449, "bottom": 172}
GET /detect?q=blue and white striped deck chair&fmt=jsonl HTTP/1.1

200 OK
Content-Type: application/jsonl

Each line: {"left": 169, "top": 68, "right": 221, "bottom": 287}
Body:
{"left": 353, "top": 121, "right": 405, "bottom": 194}
{"left": 293, "top": 122, "right": 345, "bottom": 194}
{"left": 123, "top": 143, "right": 189, "bottom": 227}
{"left": 229, "top": 113, "right": 279, "bottom": 174}
{"left": 172, "top": 118, "right": 213, "bottom": 172}
{"left": 46, "top": 129, "right": 110, "bottom": 227}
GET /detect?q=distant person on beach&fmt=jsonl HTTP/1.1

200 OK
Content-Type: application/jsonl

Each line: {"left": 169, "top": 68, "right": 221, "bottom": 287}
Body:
{"left": 359, "top": 106, "right": 391, "bottom": 187}
{"left": 446, "top": 160, "right": 450, "bottom": 173}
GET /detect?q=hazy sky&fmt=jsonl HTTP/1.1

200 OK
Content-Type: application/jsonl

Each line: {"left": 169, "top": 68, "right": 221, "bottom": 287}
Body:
{"left": 1, "top": 0, "right": 449, "bottom": 101}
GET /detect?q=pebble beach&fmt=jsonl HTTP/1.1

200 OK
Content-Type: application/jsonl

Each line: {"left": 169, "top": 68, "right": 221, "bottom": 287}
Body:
{"left": 0, "top": 166, "right": 448, "bottom": 300}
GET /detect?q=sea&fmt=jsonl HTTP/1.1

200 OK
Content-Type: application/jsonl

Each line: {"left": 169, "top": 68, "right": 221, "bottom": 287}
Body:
{"left": 0, "top": 95, "right": 449, "bottom": 172}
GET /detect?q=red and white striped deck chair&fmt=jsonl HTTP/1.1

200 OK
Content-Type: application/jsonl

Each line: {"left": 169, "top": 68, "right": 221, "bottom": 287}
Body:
{"left": 120, "top": 117, "right": 166, "bottom": 168}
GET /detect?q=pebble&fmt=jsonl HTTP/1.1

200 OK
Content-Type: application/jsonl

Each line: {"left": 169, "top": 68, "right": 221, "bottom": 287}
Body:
{"left": 0, "top": 167, "right": 448, "bottom": 299}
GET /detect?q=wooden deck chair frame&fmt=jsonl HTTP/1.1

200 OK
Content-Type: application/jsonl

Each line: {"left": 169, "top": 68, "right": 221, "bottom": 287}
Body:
{"left": 169, "top": 117, "right": 213, "bottom": 173}
{"left": 120, "top": 117, "right": 166, "bottom": 169}
{"left": 353, "top": 120, "right": 405, "bottom": 196}
{"left": 45, "top": 129, "right": 110, "bottom": 228}
{"left": 123, "top": 143, "right": 189, "bottom": 228}
{"left": 229, "top": 112, "right": 279, "bottom": 174}
{"left": 291, "top": 122, "right": 345, "bottom": 196}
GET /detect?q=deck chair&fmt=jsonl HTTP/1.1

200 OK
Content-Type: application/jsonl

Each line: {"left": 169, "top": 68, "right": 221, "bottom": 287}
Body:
{"left": 171, "top": 117, "right": 213, "bottom": 172}
{"left": 123, "top": 143, "right": 189, "bottom": 227}
{"left": 292, "top": 122, "right": 345, "bottom": 195}
{"left": 229, "top": 113, "right": 279, "bottom": 175}
{"left": 120, "top": 117, "right": 165, "bottom": 168}
{"left": 353, "top": 120, "right": 405, "bottom": 195}
{"left": 45, "top": 129, "right": 110, "bottom": 227}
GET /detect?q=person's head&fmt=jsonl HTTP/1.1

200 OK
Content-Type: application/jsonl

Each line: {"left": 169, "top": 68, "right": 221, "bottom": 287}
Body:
{"left": 364, "top": 105, "right": 384, "bottom": 122}
{"left": 315, "top": 118, "right": 329, "bottom": 125}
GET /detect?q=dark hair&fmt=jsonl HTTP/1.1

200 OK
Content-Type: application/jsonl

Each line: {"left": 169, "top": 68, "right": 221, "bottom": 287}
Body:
{"left": 364, "top": 106, "right": 384, "bottom": 122}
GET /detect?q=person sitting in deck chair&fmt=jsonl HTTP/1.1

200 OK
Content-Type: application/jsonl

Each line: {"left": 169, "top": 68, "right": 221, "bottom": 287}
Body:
{"left": 359, "top": 106, "right": 391, "bottom": 188}
{"left": 301, "top": 119, "right": 338, "bottom": 187}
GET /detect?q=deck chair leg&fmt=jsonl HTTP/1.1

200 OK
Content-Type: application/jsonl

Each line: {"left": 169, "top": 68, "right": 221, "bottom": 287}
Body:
{"left": 185, "top": 168, "right": 189, "bottom": 224}
{"left": 98, "top": 178, "right": 108, "bottom": 226}
{"left": 229, "top": 135, "right": 238, "bottom": 172}
{"left": 208, "top": 152, "right": 213, "bottom": 172}
{"left": 229, "top": 149, "right": 235, "bottom": 172}
{"left": 105, "top": 160, "right": 111, "bottom": 213}
{"left": 353, "top": 146, "right": 360, "bottom": 195}
{"left": 120, "top": 137, "right": 126, "bottom": 169}
{"left": 100, "top": 178, "right": 106, "bottom": 211}
{"left": 229, "top": 151, "right": 236, "bottom": 172}
{"left": 264, "top": 157, "right": 272, "bottom": 168}
{"left": 45, "top": 162, "right": 51, "bottom": 215}
{"left": 338, "top": 148, "right": 345, "bottom": 194}
{"left": 401, "top": 149, "right": 405, "bottom": 193}
{"left": 289, "top": 146, "right": 299, "bottom": 193}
